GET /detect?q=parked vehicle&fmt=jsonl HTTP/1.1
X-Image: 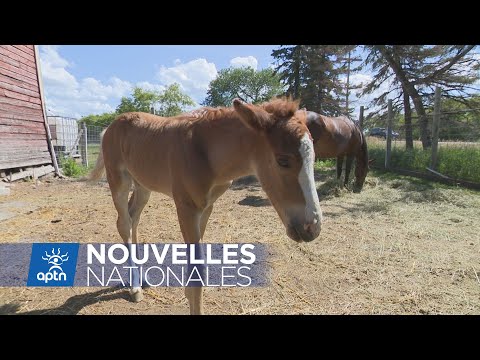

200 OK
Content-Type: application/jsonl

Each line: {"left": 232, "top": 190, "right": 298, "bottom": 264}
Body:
{"left": 368, "top": 127, "right": 399, "bottom": 139}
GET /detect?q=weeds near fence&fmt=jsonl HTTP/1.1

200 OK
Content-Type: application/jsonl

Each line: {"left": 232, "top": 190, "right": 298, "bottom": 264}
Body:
{"left": 60, "top": 157, "right": 89, "bottom": 178}
{"left": 367, "top": 137, "right": 480, "bottom": 183}
{"left": 437, "top": 146, "right": 480, "bottom": 183}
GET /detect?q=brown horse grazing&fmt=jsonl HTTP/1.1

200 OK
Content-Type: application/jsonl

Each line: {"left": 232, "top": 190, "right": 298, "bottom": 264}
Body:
{"left": 306, "top": 111, "right": 369, "bottom": 192}
{"left": 89, "top": 98, "right": 322, "bottom": 314}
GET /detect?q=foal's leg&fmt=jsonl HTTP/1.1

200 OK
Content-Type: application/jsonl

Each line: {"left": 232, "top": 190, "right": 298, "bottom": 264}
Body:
{"left": 126, "top": 181, "right": 151, "bottom": 301}
{"left": 177, "top": 183, "right": 231, "bottom": 315}
{"left": 108, "top": 170, "right": 132, "bottom": 246}
{"left": 344, "top": 155, "right": 354, "bottom": 188}
{"left": 176, "top": 203, "right": 204, "bottom": 315}
{"left": 200, "top": 205, "right": 213, "bottom": 238}
{"left": 199, "top": 183, "right": 230, "bottom": 237}
{"left": 129, "top": 181, "right": 151, "bottom": 244}
{"left": 107, "top": 170, "right": 140, "bottom": 298}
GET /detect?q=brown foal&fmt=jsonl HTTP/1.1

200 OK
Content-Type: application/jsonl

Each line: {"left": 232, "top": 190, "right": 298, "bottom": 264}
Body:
{"left": 89, "top": 98, "right": 322, "bottom": 314}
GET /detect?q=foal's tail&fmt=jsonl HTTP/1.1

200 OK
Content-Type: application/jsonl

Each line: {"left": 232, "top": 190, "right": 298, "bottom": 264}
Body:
{"left": 88, "top": 128, "right": 107, "bottom": 182}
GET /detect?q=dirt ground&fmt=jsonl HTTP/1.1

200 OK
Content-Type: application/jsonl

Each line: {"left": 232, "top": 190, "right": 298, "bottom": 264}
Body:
{"left": 0, "top": 170, "right": 479, "bottom": 315}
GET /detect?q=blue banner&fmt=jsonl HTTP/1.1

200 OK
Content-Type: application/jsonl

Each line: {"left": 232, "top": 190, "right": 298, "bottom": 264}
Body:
{"left": 0, "top": 243, "right": 268, "bottom": 287}
{"left": 27, "top": 243, "right": 80, "bottom": 286}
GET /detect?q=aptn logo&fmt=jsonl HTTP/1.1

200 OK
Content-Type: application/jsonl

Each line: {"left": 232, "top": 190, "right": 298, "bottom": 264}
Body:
{"left": 38, "top": 248, "right": 69, "bottom": 283}
{"left": 27, "top": 243, "right": 79, "bottom": 287}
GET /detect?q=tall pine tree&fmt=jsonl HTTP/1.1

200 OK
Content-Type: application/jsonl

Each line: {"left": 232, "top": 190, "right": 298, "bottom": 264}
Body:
{"left": 271, "top": 45, "right": 306, "bottom": 99}
{"left": 272, "top": 45, "right": 359, "bottom": 117}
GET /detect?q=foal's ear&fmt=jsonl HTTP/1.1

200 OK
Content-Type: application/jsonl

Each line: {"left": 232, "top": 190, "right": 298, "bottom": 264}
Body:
{"left": 233, "top": 99, "right": 273, "bottom": 131}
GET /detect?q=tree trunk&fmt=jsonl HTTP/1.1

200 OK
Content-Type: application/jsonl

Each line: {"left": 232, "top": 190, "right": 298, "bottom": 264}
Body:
{"left": 293, "top": 46, "right": 301, "bottom": 99}
{"left": 376, "top": 46, "right": 432, "bottom": 149}
{"left": 410, "top": 92, "right": 431, "bottom": 149}
{"left": 345, "top": 50, "right": 351, "bottom": 115}
{"left": 403, "top": 87, "right": 413, "bottom": 150}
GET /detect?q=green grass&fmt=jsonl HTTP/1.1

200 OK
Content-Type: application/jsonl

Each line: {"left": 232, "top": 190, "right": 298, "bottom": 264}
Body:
{"left": 437, "top": 146, "right": 480, "bottom": 183}
{"left": 314, "top": 159, "right": 336, "bottom": 171}
{"left": 58, "top": 144, "right": 100, "bottom": 178}
{"left": 367, "top": 137, "right": 480, "bottom": 183}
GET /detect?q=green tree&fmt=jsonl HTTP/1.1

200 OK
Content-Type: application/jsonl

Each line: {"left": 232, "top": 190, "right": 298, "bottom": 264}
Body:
{"left": 272, "top": 45, "right": 358, "bottom": 116}
{"left": 203, "top": 67, "right": 284, "bottom": 107}
{"left": 271, "top": 45, "right": 306, "bottom": 99}
{"left": 338, "top": 46, "right": 362, "bottom": 116}
{"left": 303, "top": 45, "right": 355, "bottom": 116}
{"left": 116, "top": 87, "right": 160, "bottom": 114}
{"left": 429, "top": 95, "right": 480, "bottom": 141}
{"left": 115, "top": 84, "right": 195, "bottom": 116}
{"left": 157, "top": 83, "right": 195, "bottom": 117}
{"left": 362, "top": 45, "right": 479, "bottom": 149}
{"left": 79, "top": 112, "right": 117, "bottom": 127}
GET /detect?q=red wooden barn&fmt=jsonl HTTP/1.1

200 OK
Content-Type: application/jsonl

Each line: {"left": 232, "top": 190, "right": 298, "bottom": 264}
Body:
{"left": 0, "top": 45, "right": 57, "bottom": 179}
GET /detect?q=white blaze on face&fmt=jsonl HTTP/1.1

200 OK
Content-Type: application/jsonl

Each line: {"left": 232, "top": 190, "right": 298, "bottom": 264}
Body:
{"left": 298, "top": 133, "right": 322, "bottom": 225}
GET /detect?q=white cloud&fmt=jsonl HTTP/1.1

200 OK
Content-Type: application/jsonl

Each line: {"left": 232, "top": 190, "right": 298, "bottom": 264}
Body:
{"left": 348, "top": 73, "right": 372, "bottom": 87}
{"left": 230, "top": 56, "right": 258, "bottom": 70}
{"left": 156, "top": 58, "right": 217, "bottom": 103}
{"left": 135, "top": 81, "right": 166, "bottom": 93}
{"left": 39, "top": 46, "right": 166, "bottom": 118}
{"left": 78, "top": 77, "right": 132, "bottom": 101}
{"left": 338, "top": 72, "right": 398, "bottom": 116}
{"left": 40, "top": 45, "right": 78, "bottom": 91}
{"left": 39, "top": 46, "right": 135, "bottom": 118}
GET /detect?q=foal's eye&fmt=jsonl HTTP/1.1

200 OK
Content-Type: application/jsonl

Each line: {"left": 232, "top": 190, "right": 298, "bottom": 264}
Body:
{"left": 276, "top": 156, "right": 290, "bottom": 168}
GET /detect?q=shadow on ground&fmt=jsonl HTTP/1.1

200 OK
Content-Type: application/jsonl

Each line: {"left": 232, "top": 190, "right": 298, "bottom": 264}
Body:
{"left": 230, "top": 176, "right": 261, "bottom": 191}
{"left": 238, "top": 195, "right": 271, "bottom": 207}
{"left": 0, "top": 286, "right": 131, "bottom": 315}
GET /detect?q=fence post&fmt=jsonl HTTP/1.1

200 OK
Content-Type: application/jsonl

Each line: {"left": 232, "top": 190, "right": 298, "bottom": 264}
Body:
{"left": 430, "top": 87, "right": 442, "bottom": 170}
{"left": 82, "top": 122, "right": 88, "bottom": 167}
{"left": 385, "top": 100, "right": 393, "bottom": 170}
{"left": 359, "top": 106, "right": 364, "bottom": 130}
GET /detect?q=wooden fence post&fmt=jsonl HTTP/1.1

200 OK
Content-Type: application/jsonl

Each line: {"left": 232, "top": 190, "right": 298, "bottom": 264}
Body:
{"left": 359, "top": 106, "right": 364, "bottom": 130}
{"left": 385, "top": 100, "right": 393, "bottom": 170}
{"left": 430, "top": 87, "right": 442, "bottom": 170}
{"left": 81, "top": 122, "right": 88, "bottom": 167}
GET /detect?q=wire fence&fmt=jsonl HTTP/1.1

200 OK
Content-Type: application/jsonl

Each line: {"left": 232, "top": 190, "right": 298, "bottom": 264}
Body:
{"left": 47, "top": 116, "right": 80, "bottom": 161}
{"left": 49, "top": 94, "right": 480, "bottom": 188}
{"left": 46, "top": 116, "right": 105, "bottom": 170}
{"left": 364, "top": 93, "right": 480, "bottom": 187}
{"left": 83, "top": 124, "right": 104, "bottom": 168}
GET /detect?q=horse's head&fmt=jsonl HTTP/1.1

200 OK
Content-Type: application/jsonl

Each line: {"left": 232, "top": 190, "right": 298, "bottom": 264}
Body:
{"left": 233, "top": 98, "right": 322, "bottom": 242}
{"left": 352, "top": 131, "right": 372, "bottom": 193}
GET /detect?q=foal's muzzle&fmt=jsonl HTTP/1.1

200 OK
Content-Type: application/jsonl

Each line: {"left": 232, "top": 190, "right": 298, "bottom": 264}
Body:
{"left": 287, "top": 218, "right": 321, "bottom": 242}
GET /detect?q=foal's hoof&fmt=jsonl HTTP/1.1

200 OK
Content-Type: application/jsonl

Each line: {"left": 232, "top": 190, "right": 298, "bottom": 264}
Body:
{"left": 130, "top": 288, "right": 144, "bottom": 303}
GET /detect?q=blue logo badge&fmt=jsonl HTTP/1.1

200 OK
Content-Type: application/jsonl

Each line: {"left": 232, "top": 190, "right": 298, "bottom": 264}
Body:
{"left": 27, "top": 243, "right": 79, "bottom": 286}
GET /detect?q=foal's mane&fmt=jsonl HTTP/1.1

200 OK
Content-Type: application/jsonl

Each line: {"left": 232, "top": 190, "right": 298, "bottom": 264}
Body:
{"left": 260, "top": 97, "right": 300, "bottom": 119}
{"left": 179, "top": 97, "right": 301, "bottom": 123}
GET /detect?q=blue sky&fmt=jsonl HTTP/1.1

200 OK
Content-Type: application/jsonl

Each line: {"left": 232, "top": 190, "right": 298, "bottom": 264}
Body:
{"left": 37, "top": 45, "right": 480, "bottom": 120}
{"left": 38, "top": 45, "right": 283, "bottom": 118}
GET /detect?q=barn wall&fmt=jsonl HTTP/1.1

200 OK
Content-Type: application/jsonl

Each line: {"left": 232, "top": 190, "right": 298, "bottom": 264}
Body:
{"left": 0, "top": 45, "right": 52, "bottom": 170}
